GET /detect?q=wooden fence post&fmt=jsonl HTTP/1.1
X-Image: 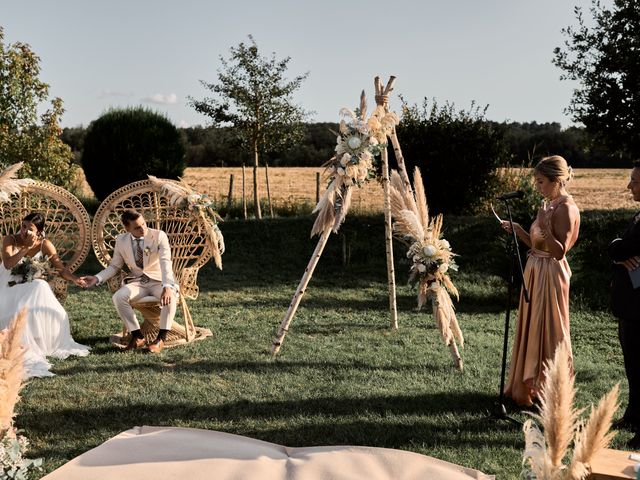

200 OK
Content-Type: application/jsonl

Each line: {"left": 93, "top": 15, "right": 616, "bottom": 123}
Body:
{"left": 242, "top": 164, "right": 247, "bottom": 219}
{"left": 226, "top": 174, "right": 234, "bottom": 213}
{"left": 265, "top": 162, "right": 274, "bottom": 218}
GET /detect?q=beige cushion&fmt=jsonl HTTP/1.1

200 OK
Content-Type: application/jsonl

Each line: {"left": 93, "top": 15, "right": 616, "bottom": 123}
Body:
{"left": 42, "top": 426, "right": 494, "bottom": 480}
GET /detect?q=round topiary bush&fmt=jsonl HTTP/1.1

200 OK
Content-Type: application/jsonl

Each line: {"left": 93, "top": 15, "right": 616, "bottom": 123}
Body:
{"left": 394, "top": 98, "right": 510, "bottom": 215}
{"left": 82, "top": 107, "right": 186, "bottom": 200}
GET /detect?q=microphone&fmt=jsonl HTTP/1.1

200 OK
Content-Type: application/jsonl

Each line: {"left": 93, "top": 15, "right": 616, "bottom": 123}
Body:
{"left": 497, "top": 190, "right": 524, "bottom": 201}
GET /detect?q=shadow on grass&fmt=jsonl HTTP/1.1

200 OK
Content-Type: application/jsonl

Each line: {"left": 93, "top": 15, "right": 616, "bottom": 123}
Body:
{"left": 22, "top": 391, "right": 514, "bottom": 461}
{"left": 51, "top": 357, "right": 462, "bottom": 377}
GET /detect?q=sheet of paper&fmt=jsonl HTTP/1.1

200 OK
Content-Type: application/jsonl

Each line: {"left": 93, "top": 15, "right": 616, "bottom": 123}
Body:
{"left": 490, "top": 204, "right": 503, "bottom": 223}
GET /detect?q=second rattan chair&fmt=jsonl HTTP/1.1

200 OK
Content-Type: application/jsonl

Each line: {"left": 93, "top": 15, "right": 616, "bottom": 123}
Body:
{"left": 91, "top": 179, "right": 213, "bottom": 348}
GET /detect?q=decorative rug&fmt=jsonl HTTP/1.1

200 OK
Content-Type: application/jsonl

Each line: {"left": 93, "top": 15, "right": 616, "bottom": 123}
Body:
{"left": 42, "top": 426, "right": 494, "bottom": 479}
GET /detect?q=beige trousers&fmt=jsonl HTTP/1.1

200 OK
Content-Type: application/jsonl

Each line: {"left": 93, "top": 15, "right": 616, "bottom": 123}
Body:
{"left": 112, "top": 277, "right": 177, "bottom": 332}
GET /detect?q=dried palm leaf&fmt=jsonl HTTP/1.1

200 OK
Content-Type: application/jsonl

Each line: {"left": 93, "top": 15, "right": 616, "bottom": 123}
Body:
{"left": 147, "top": 175, "right": 190, "bottom": 205}
{"left": 0, "top": 162, "right": 30, "bottom": 204}
{"left": 412, "top": 168, "right": 429, "bottom": 231}
{"left": 148, "top": 175, "right": 225, "bottom": 270}
{"left": 333, "top": 184, "right": 353, "bottom": 233}
{"left": 311, "top": 177, "right": 340, "bottom": 237}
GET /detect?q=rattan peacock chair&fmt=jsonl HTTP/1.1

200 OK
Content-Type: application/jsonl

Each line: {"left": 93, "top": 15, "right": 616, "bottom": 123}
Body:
{"left": 0, "top": 180, "right": 92, "bottom": 302}
{"left": 91, "top": 179, "right": 213, "bottom": 348}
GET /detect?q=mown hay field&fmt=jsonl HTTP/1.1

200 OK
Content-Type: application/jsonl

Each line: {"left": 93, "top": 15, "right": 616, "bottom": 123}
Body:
{"left": 182, "top": 167, "right": 635, "bottom": 212}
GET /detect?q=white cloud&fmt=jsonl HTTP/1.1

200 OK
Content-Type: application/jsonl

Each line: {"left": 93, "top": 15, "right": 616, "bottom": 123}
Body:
{"left": 142, "top": 93, "right": 178, "bottom": 105}
{"left": 178, "top": 119, "right": 189, "bottom": 128}
{"left": 98, "top": 89, "right": 133, "bottom": 99}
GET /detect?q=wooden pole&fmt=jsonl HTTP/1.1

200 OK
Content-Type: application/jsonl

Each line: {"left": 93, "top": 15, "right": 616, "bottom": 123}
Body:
{"left": 315, "top": 171, "right": 321, "bottom": 204}
{"left": 375, "top": 75, "right": 399, "bottom": 330}
{"left": 226, "top": 174, "right": 234, "bottom": 213}
{"left": 389, "top": 129, "right": 412, "bottom": 192}
{"left": 271, "top": 227, "right": 332, "bottom": 354}
{"left": 381, "top": 146, "right": 398, "bottom": 330}
{"left": 265, "top": 162, "right": 274, "bottom": 218}
{"left": 242, "top": 164, "right": 247, "bottom": 219}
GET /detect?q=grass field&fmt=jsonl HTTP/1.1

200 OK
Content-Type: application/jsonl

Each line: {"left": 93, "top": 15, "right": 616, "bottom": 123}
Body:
{"left": 180, "top": 167, "right": 637, "bottom": 213}
{"left": 77, "top": 167, "right": 636, "bottom": 213}
{"left": 18, "top": 212, "right": 636, "bottom": 479}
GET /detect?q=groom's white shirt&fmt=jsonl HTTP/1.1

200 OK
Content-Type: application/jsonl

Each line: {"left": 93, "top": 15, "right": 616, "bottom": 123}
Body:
{"left": 95, "top": 228, "right": 176, "bottom": 288}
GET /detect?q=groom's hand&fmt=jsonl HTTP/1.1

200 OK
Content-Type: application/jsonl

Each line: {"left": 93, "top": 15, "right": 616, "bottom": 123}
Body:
{"left": 616, "top": 255, "right": 640, "bottom": 272}
{"left": 160, "top": 287, "right": 173, "bottom": 306}
{"left": 80, "top": 275, "right": 99, "bottom": 288}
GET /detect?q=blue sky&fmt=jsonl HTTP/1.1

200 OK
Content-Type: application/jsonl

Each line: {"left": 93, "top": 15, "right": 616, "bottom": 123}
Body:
{"left": 3, "top": 0, "right": 603, "bottom": 128}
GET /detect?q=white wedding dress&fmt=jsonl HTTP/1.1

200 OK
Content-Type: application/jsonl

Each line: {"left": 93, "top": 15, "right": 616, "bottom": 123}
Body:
{"left": 0, "top": 251, "right": 90, "bottom": 378}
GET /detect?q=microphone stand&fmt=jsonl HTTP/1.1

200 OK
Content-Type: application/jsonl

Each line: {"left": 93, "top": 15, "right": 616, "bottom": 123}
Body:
{"left": 493, "top": 198, "right": 529, "bottom": 425}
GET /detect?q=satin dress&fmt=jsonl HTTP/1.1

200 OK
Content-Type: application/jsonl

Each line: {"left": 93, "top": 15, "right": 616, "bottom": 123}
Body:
{"left": 0, "top": 249, "right": 90, "bottom": 378}
{"left": 505, "top": 196, "right": 580, "bottom": 406}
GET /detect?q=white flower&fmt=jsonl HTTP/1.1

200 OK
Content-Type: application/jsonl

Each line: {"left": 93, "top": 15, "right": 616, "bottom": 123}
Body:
{"left": 367, "top": 116, "right": 382, "bottom": 132}
{"left": 356, "top": 163, "right": 368, "bottom": 182}
{"left": 438, "top": 263, "right": 448, "bottom": 273}
{"left": 423, "top": 245, "right": 437, "bottom": 257}
{"left": 347, "top": 136, "right": 362, "bottom": 150}
{"left": 440, "top": 239, "right": 450, "bottom": 249}
{"left": 340, "top": 153, "right": 351, "bottom": 167}
{"left": 345, "top": 164, "right": 358, "bottom": 179}
{"left": 416, "top": 263, "right": 427, "bottom": 273}
{"left": 413, "top": 255, "right": 421, "bottom": 263}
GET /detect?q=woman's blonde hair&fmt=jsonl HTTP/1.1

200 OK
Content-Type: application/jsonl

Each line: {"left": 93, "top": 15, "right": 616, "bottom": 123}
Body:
{"left": 534, "top": 155, "right": 573, "bottom": 187}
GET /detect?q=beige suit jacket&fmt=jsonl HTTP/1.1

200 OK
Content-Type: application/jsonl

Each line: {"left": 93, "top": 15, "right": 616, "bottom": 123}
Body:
{"left": 96, "top": 228, "right": 176, "bottom": 287}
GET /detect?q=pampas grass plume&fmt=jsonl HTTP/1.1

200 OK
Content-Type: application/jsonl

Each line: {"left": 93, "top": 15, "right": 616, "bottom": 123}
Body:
{"left": 0, "top": 309, "right": 27, "bottom": 437}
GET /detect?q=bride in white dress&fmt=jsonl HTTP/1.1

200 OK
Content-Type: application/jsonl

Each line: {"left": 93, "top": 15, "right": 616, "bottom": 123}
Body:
{"left": 0, "top": 213, "right": 90, "bottom": 378}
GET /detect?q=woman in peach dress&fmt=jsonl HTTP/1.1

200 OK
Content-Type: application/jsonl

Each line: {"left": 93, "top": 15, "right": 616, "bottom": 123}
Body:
{"left": 501, "top": 155, "right": 580, "bottom": 407}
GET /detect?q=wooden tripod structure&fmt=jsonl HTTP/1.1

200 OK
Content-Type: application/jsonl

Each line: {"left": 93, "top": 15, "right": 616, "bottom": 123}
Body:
{"left": 270, "top": 76, "right": 415, "bottom": 355}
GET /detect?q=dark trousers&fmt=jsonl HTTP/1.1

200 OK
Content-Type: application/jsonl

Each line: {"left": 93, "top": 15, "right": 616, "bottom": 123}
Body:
{"left": 619, "top": 318, "right": 640, "bottom": 426}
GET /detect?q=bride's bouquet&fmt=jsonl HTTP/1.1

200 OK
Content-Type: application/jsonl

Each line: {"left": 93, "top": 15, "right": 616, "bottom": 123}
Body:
{"left": 8, "top": 256, "right": 53, "bottom": 286}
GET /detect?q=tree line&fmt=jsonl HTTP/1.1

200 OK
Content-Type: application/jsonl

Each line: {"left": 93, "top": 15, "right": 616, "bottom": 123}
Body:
{"left": 60, "top": 120, "right": 627, "bottom": 169}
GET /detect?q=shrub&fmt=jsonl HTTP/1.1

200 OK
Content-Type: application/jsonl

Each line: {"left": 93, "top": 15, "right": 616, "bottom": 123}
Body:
{"left": 81, "top": 107, "right": 186, "bottom": 200}
{"left": 393, "top": 98, "right": 510, "bottom": 215}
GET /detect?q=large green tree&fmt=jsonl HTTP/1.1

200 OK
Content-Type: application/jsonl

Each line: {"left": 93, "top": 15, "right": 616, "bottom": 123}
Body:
{"left": 0, "top": 27, "right": 77, "bottom": 188}
{"left": 553, "top": 0, "right": 640, "bottom": 160}
{"left": 190, "top": 35, "right": 310, "bottom": 218}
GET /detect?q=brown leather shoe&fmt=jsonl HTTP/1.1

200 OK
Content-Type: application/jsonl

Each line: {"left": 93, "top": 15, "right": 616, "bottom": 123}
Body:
{"left": 124, "top": 336, "right": 146, "bottom": 351}
{"left": 147, "top": 338, "right": 164, "bottom": 354}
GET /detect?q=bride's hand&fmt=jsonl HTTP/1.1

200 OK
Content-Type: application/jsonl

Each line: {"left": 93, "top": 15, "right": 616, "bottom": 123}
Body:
{"left": 538, "top": 203, "right": 554, "bottom": 237}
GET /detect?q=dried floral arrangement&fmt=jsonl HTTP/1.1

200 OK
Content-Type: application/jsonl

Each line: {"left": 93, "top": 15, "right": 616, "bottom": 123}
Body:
{"left": 0, "top": 163, "right": 30, "bottom": 204}
{"left": 522, "top": 341, "right": 619, "bottom": 480}
{"left": 8, "top": 256, "right": 53, "bottom": 287}
{"left": 0, "top": 310, "right": 42, "bottom": 478}
{"left": 311, "top": 95, "right": 399, "bottom": 237}
{"left": 389, "top": 167, "right": 464, "bottom": 370}
{"left": 147, "top": 175, "right": 225, "bottom": 269}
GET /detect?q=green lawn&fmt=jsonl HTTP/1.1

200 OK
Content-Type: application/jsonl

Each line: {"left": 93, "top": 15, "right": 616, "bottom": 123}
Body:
{"left": 17, "top": 212, "right": 634, "bottom": 479}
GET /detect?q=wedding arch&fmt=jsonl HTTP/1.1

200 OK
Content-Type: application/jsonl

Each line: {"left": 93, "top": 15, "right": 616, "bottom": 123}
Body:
{"left": 270, "top": 76, "right": 414, "bottom": 355}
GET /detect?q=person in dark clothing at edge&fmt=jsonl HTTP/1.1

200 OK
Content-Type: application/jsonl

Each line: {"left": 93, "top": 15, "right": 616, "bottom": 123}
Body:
{"left": 609, "top": 161, "right": 640, "bottom": 448}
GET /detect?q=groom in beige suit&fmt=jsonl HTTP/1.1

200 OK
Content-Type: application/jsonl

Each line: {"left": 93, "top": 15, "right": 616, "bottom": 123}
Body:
{"left": 83, "top": 209, "right": 177, "bottom": 353}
